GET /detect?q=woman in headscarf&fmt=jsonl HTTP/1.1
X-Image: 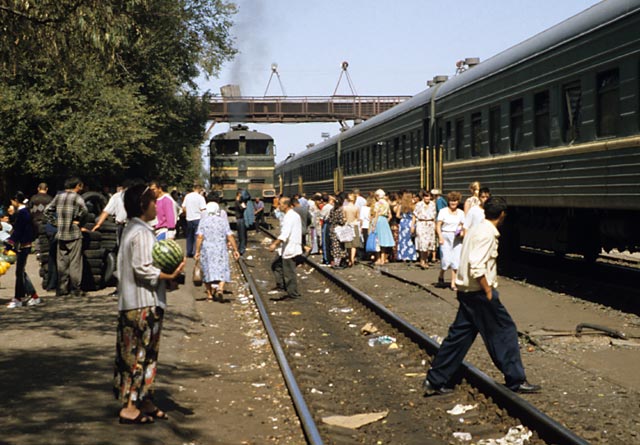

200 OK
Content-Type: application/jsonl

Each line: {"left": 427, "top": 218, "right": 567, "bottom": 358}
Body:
{"left": 195, "top": 202, "right": 240, "bottom": 301}
{"left": 370, "top": 189, "right": 395, "bottom": 265}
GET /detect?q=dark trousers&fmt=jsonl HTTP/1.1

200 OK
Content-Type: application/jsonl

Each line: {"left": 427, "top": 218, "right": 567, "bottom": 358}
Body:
{"left": 57, "top": 238, "right": 83, "bottom": 294}
{"left": 271, "top": 255, "right": 300, "bottom": 298}
{"left": 46, "top": 234, "right": 58, "bottom": 291}
{"left": 186, "top": 219, "right": 199, "bottom": 257}
{"left": 15, "top": 247, "right": 36, "bottom": 300}
{"left": 321, "top": 222, "right": 331, "bottom": 264}
{"left": 360, "top": 228, "right": 369, "bottom": 260}
{"left": 426, "top": 289, "right": 526, "bottom": 390}
{"left": 237, "top": 219, "right": 247, "bottom": 255}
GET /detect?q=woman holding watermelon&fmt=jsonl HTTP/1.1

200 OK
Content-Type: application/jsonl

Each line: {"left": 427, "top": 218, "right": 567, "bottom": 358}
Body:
{"left": 113, "top": 184, "right": 185, "bottom": 425}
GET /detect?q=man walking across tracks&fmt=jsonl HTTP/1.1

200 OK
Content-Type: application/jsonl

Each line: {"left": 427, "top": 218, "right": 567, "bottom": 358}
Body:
{"left": 268, "top": 197, "right": 302, "bottom": 300}
{"left": 45, "top": 177, "right": 88, "bottom": 297}
{"left": 423, "top": 197, "right": 541, "bottom": 395}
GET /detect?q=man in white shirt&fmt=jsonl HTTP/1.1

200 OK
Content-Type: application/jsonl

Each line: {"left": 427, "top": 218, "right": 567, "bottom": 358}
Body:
{"left": 423, "top": 197, "right": 541, "bottom": 395}
{"left": 182, "top": 184, "right": 206, "bottom": 257}
{"left": 93, "top": 185, "right": 128, "bottom": 232}
{"left": 268, "top": 197, "right": 302, "bottom": 299}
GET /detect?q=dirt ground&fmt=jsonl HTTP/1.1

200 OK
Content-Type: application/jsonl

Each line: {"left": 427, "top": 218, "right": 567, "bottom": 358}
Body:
{"left": 0, "top": 239, "right": 305, "bottom": 445}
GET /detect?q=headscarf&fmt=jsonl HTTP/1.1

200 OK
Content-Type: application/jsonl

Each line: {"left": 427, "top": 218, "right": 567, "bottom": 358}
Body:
{"left": 205, "top": 201, "right": 220, "bottom": 216}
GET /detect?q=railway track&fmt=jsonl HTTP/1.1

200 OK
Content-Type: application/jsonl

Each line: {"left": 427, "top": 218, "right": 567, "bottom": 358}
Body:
{"left": 236, "top": 230, "right": 590, "bottom": 445}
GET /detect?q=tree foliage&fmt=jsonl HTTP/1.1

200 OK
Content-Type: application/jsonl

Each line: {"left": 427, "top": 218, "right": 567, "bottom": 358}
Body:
{"left": 0, "top": 0, "right": 236, "bottom": 193}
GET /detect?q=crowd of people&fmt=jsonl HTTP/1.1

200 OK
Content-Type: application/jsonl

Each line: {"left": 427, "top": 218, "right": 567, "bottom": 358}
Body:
{"left": 270, "top": 182, "right": 491, "bottom": 290}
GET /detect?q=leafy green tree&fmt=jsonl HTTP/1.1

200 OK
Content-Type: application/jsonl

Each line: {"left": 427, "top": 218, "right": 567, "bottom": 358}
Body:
{"left": 0, "top": 0, "right": 236, "bottom": 194}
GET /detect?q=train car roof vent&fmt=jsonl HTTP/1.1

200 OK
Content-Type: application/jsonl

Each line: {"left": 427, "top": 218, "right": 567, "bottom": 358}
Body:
{"left": 433, "top": 75, "right": 448, "bottom": 84}
{"left": 465, "top": 57, "right": 480, "bottom": 68}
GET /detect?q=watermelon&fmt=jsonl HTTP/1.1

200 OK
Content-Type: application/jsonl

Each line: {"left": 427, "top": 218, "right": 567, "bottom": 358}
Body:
{"left": 4, "top": 251, "right": 16, "bottom": 264}
{"left": 152, "top": 239, "right": 184, "bottom": 274}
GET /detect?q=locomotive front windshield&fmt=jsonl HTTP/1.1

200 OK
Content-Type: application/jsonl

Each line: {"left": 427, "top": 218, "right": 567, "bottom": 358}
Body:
{"left": 246, "top": 140, "right": 270, "bottom": 155}
{"left": 216, "top": 140, "right": 239, "bottom": 155}
{"left": 213, "top": 139, "right": 271, "bottom": 156}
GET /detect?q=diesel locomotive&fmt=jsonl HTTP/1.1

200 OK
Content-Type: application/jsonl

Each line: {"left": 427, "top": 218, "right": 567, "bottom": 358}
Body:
{"left": 275, "top": 0, "right": 640, "bottom": 259}
{"left": 210, "top": 124, "right": 276, "bottom": 202}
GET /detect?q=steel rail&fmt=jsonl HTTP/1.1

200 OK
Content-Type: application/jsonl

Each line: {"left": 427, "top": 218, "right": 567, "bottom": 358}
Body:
{"left": 307, "top": 257, "right": 590, "bottom": 445}
{"left": 237, "top": 258, "right": 324, "bottom": 445}
{"left": 258, "top": 227, "right": 589, "bottom": 444}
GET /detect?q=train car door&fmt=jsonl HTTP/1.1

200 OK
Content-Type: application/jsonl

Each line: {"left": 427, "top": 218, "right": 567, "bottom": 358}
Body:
{"left": 333, "top": 167, "right": 343, "bottom": 194}
{"left": 422, "top": 117, "right": 443, "bottom": 192}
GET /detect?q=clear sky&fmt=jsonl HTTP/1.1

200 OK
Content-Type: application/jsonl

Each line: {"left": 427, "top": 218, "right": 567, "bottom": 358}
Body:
{"left": 197, "top": 0, "right": 601, "bottom": 164}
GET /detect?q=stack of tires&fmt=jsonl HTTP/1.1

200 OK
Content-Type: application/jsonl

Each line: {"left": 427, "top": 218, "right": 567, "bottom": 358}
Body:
{"left": 36, "top": 191, "right": 119, "bottom": 292}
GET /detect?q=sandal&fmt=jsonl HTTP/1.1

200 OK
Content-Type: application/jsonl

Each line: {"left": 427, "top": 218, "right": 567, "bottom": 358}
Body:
{"left": 145, "top": 408, "right": 168, "bottom": 420}
{"left": 119, "top": 411, "right": 154, "bottom": 425}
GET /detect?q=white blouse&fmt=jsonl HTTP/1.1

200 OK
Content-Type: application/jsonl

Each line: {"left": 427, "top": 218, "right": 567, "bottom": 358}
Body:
{"left": 437, "top": 208, "right": 465, "bottom": 233}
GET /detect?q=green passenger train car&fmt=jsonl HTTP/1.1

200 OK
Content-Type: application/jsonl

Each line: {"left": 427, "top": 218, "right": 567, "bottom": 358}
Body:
{"left": 275, "top": 0, "right": 640, "bottom": 259}
{"left": 210, "top": 124, "right": 276, "bottom": 202}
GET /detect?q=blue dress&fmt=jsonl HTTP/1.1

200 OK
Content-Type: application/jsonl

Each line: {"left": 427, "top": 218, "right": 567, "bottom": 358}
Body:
{"left": 373, "top": 200, "right": 394, "bottom": 248}
{"left": 397, "top": 211, "right": 417, "bottom": 260}
{"left": 196, "top": 214, "right": 233, "bottom": 283}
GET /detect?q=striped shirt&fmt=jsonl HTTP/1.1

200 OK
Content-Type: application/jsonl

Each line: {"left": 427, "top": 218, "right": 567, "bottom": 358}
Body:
{"left": 45, "top": 191, "right": 88, "bottom": 241}
{"left": 116, "top": 217, "right": 166, "bottom": 311}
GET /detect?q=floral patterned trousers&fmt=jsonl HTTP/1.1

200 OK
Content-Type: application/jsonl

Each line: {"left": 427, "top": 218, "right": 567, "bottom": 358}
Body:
{"left": 113, "top": 306, "right": 164, "bottom": 404}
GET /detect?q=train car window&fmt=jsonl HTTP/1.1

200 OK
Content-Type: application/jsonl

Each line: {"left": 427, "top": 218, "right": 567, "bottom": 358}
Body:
{"left": 597, "top": 69, "right": 619, "bottom": 137}
{"left": 471, "top": 112, "right": 482, "bottom": 157}
{"left": 445, "top": 121, "right": 452, "bottom": 150}
{"left": 402, "top": 135, "right": 409, "bottom": 166}
{"left": 391, "top": 138, "right": 398, "bottom": 169}
{"left": 455, "top": 119, "right": 464, "bottom": 159}
{"left": 413, "top": 131, "right": 420, "bottom": 165}
{"left": 489, "top": 106, "right": 501, "bottom": 154}
{"left": 384, "top": 142, "right": 390, "bottom": 170}
{"left": 364, "top": 147, "right": 369, "bottom": 173}
{"left": 373, "top": 144, "right": 379, "bottom": 171}
{"left": 510, "top": 99, "right": 524, "bottom": 151}
{"left": 562, "top": 82, "right": 581, "bottom": 143}
{"left": 534, "top": 91, "right": 550, "bottom": 147}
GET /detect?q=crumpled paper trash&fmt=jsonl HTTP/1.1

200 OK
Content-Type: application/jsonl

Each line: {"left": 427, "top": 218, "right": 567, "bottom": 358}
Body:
{"left": 477, "top": 425, "right": 532, "bottom": 445}
{"left": 360, "top": 322, "right": 379, "bottom": 335}
{"left": 447, "top": 404, "right": 478, "bottom": 415}
{"left": 322, "top": 410, "right": 389, "bottom": 429}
